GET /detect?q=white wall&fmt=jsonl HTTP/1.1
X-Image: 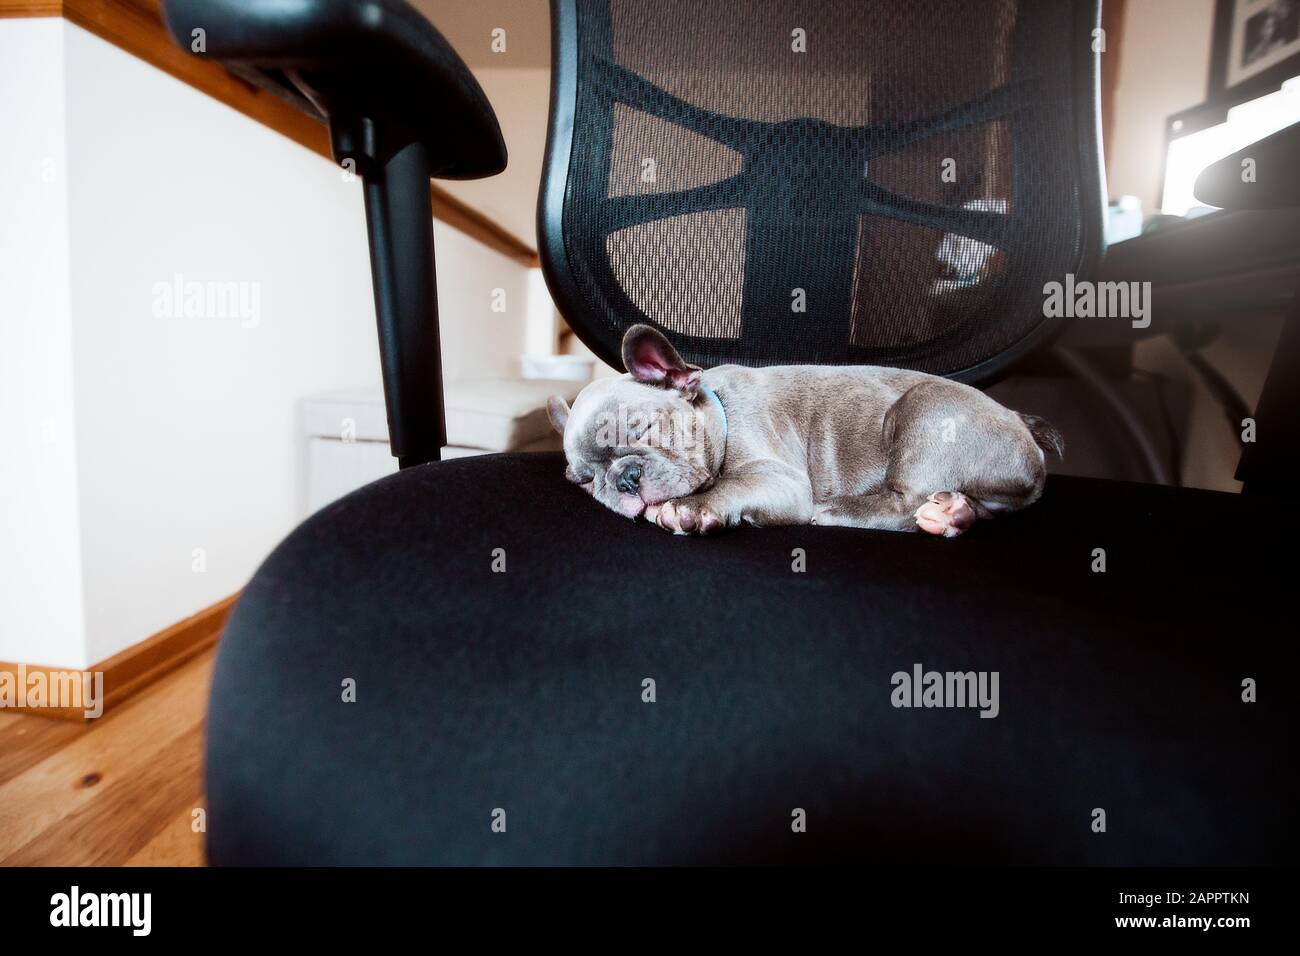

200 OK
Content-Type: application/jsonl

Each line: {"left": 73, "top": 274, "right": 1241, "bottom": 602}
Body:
{"left": 437, "top": 66, "right": 553, "bottom": 248}
{"left": 435, "top": 223, "right": 533, "bottom": 385}
{"left": 0, "top": 20, "right": 88, "bottom": 669}
{"left": 1, "top": 21, "right": 531, "bottom": 668}
{"left": 1107, "top": 0, "right": 1217, "bottom": 210}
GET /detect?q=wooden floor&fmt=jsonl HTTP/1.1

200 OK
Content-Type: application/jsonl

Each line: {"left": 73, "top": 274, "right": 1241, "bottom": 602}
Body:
{"left": 0, "top": 649, "right": 213, "bottom": 866}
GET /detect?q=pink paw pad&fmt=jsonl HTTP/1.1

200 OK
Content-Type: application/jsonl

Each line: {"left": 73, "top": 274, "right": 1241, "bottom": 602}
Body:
{"left": 914, "top": 491, "right": 976, "bottom": 538}
{"left": 647, "top": 500, "right": 722, "bottom": 535}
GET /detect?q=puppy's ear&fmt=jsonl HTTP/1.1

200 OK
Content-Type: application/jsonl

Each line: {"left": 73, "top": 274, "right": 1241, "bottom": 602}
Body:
{"left": 546, "top": 396, "right": 571, "bottom": 435}
{"left": 621, "top": 324, "right": 702, "bottom": 398}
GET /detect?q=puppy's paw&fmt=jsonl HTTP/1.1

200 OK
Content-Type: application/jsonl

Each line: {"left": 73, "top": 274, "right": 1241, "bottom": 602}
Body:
{"left": 914, "top": 491, "right": 976, "bottom": 538}
{"left": 648, "top": 498, "right": 726, "bottom": 535}
{"left": 811, "top": 502, "right": 849, "bottom": 527}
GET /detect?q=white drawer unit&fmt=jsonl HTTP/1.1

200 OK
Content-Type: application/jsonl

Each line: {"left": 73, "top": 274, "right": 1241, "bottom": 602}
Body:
{"left": 303, "top": 379, "right": 585, "bottom": 514}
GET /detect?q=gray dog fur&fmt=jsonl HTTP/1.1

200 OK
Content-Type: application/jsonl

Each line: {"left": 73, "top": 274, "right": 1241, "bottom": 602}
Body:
{"left": 547, "top": 325, "right": 1062, "bottom": 537}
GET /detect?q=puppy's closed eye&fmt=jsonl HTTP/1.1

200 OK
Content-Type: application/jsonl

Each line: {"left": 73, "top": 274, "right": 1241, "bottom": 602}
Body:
{"left": 566, "top": 463, "right": 594, "bottom": 487}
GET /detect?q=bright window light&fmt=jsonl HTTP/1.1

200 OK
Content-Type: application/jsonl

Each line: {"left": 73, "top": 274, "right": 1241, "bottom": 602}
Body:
{"left": 1161, "top": 75, "right": 1300, "bottom": 216}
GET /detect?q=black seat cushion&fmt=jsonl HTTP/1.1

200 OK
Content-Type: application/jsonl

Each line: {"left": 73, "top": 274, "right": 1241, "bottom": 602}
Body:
{"left": 206, "top": 453, "right": 1293, "bottom": 864}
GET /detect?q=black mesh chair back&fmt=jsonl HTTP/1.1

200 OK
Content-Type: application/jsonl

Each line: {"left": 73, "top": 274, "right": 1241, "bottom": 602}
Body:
{"left": 540, "top": 0, "right": 1106, "bottom": 381}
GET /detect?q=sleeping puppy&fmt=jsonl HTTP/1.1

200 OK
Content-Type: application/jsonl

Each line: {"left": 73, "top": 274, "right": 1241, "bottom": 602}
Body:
{"left": 547, "top": 325, "right": 1062, "bottom": 537}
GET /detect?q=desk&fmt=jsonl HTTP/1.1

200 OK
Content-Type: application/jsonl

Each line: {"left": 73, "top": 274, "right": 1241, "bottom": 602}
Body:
{"left": 1060, "top": 207, "right": 1300, "bottom": 347}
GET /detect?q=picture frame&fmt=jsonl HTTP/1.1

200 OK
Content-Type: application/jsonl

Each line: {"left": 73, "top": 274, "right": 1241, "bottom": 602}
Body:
{"left": 1208, "top": 0, "right": 1300, "bottom": 108}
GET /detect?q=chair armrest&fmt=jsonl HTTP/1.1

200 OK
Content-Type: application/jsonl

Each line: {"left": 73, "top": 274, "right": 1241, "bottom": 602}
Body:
{"left": 162, "top": 0, "right": 507, "bottom": 468}
{"left": 162, "top": 0, "right": 506, "bottom": 179}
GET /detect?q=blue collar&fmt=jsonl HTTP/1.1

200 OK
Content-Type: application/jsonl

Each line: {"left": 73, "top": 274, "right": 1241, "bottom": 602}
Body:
{"left": 699, "top": 384, "right": 727, "bottom": 442}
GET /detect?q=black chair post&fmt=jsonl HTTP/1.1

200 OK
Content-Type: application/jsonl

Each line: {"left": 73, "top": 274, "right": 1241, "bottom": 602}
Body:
{"left": 334, "top": 118, "right": 445, "bottom": 468}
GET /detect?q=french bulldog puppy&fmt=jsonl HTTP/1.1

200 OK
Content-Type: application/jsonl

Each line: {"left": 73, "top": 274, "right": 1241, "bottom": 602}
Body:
{"left": 547, "top": 325, "right": 1062, "bottom": 538}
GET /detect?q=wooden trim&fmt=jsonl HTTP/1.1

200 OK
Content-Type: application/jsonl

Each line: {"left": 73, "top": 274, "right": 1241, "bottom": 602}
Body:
{"left": 0, "top": 593, "right": 237, "bottom": 721}
{"left": 1100, "top": 0, "right": 1125, "bottom": 174}
{"left": 0, "top": 0, "right": 538, "bottom": 266}
{"left": 0, "top": 1, "right": 63, "bottom": 14}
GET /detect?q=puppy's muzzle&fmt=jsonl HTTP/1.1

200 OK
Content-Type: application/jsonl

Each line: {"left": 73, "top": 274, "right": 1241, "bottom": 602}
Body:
{"left": 613, "top": 460, "right": 642, "bottom": 495}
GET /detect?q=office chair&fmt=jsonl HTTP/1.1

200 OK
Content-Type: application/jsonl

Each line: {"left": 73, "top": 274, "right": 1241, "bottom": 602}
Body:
{"left": 163, "top": 0, "right": 1292, "bottom": 864}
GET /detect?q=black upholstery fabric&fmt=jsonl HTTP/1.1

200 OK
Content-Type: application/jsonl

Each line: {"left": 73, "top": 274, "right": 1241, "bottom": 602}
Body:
{"left": 207, "top": 454, "right": 1293, "bottom": 865}
{"left": 550, "top": 0, "right": 1101, "bottom": 377}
